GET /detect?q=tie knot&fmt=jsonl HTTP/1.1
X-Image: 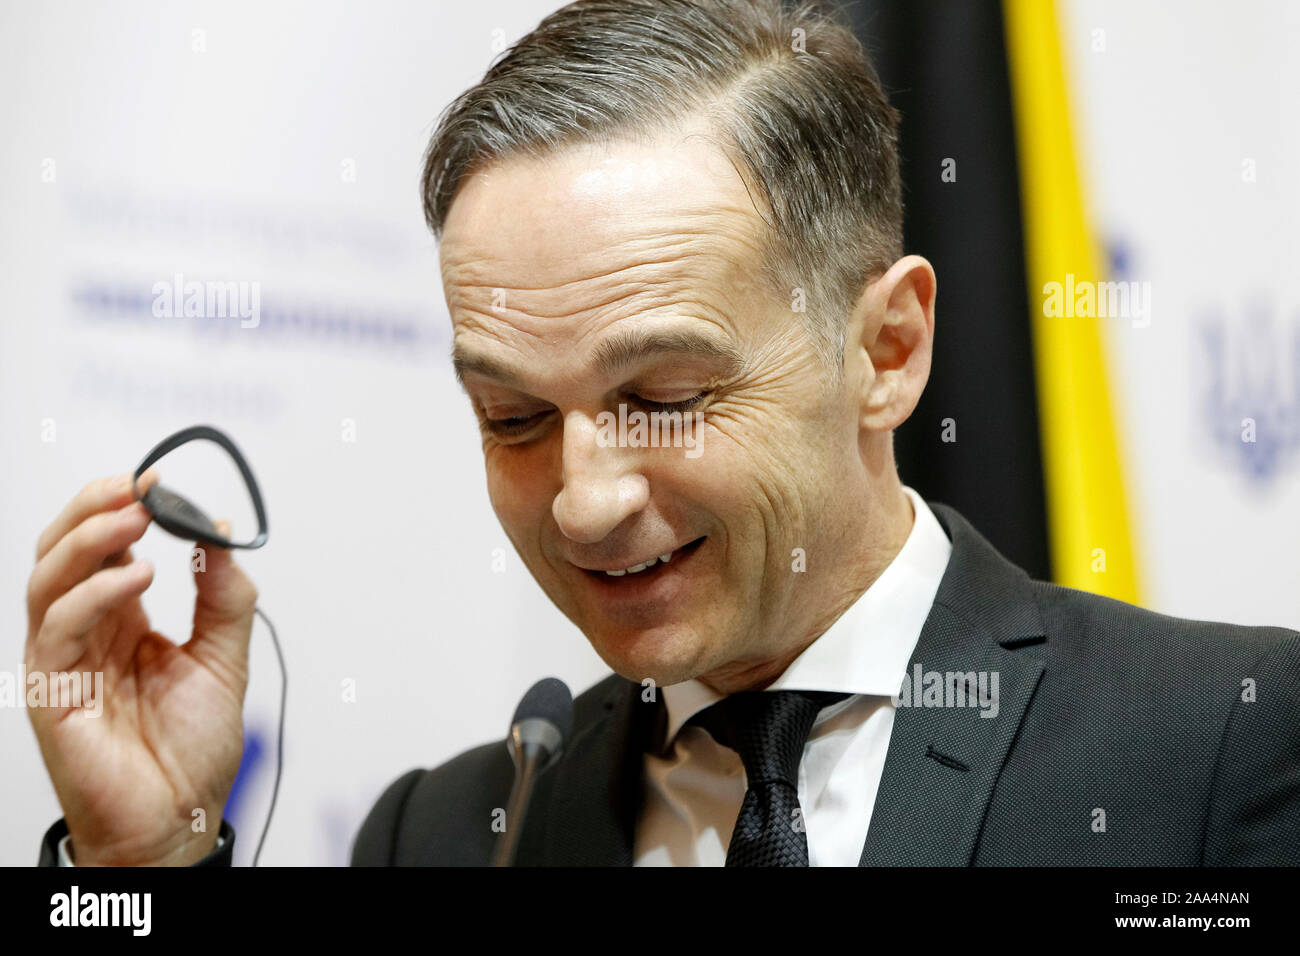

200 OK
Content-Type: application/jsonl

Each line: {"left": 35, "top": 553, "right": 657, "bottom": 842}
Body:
{"left": 688, "top": 689, "right": 850, "bottom": 786}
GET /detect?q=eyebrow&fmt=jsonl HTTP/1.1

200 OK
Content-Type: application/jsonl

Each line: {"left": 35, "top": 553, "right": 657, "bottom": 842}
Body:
{"left": 452, "top": 326, "right": 745, "bottom": 390}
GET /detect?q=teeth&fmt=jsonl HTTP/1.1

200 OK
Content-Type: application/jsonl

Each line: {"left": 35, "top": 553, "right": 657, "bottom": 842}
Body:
{"left": 605, "top": 550, "right": 676, "bottom": 577}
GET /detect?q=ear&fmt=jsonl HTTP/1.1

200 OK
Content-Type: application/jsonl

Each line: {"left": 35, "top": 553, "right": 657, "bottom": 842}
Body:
{"left": 848, "top": 255, "right": 936, "bottom": 432}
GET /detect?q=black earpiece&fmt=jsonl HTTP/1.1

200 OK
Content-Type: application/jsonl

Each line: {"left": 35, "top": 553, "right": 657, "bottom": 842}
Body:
{"left": 132, "top": 424, "right": 268, "bottom": 549}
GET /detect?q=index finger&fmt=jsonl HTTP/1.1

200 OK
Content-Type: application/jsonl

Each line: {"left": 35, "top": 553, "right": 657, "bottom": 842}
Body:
{"left": 35, "top": 468, "right": 161, "bottom": 562}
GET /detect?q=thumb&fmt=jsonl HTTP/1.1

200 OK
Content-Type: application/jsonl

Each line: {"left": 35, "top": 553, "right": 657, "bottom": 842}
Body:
{"left": 190, "top": 519, "right": 258, "bottom": 664}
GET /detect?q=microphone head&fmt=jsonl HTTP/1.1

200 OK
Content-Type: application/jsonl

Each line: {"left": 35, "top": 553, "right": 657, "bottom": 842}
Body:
{"left": 512, "top": 677, "right": 574, "bottom": 744}
{"left": 507, "top": 678, "right": 573, "bottom": 772}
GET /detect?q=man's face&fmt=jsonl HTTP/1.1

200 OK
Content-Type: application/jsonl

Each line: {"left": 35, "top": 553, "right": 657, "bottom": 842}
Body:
{"left": 441, "top": 132, "right": 875, "bottom": 690}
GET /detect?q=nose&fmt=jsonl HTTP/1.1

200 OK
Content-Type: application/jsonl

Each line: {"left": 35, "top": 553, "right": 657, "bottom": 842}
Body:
{"left": 551, "top": 410, "right": 649, "bottom": 544}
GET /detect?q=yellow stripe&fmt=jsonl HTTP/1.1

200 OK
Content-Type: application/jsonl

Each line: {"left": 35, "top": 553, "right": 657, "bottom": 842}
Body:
{"left": 1003, "top": 0, "right": 1139, "bottom": 601}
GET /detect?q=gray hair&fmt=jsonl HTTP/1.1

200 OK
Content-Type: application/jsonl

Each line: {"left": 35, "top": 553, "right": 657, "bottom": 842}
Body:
{"left": 421, "top": 0, "right": 903, "bottom": 370}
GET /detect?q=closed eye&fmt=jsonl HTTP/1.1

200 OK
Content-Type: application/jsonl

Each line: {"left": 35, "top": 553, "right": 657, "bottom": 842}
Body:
{"left": 481, "top": 392, "right": 709, "bottom": 442}
{"left": 628, "top": 392, "right": 709, "bottom": 414}
{"left": 483, "top": 409, "right": 553, "bottom": 437}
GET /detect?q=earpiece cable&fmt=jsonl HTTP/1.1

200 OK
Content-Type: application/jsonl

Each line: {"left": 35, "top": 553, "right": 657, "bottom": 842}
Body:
{"left": 251, "top": 605, "right": 285, "bottom": 867}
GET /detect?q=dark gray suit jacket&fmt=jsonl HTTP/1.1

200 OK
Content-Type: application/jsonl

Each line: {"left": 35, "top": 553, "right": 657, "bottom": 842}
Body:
{"left": 39, "top": 502, "right": 1300, "bottom": 866}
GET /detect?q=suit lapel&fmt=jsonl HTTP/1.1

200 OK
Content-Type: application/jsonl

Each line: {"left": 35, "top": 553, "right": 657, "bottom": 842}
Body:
{"left": 859, "top": 502, "right": 1046, "bottom": 865}
{"left": 529, "top": 676, "right": 661, "bottom": 866}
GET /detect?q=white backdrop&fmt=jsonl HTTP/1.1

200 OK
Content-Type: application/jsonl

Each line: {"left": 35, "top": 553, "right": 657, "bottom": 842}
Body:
{"left": 1, "top": 0, "right": 1296, "bottom": 867}
{"left": 1061, "top": 0, "right": 1300, "bottom": 631}
{"left": 0, "top": 0, "right": 607, "bottom": 867}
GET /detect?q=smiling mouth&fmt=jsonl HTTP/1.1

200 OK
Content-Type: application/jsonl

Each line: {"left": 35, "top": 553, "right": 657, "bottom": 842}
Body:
{"left": 582, "top": 536, "right": 707, "bottom": 579}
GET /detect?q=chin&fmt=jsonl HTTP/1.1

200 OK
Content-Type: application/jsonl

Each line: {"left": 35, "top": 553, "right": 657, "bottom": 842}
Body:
{"left": 583, "top": 619, "right": 715, "bottom": 688}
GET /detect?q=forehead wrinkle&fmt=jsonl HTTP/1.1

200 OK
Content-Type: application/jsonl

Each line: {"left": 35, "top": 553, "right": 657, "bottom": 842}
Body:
{"left": 447, "top": 285, "right": 750, "bottom": 395}
{"left": 453, "top": 294, "right": 741, "bottom": 392}
{"left": 444, "top": 198, "right": 770, "bottom": 393}
{"left": 442, "top": 202, "right": 765, "bottom": 317}
{"left": 450, "top": 314, "right": 540, "bottom": 391}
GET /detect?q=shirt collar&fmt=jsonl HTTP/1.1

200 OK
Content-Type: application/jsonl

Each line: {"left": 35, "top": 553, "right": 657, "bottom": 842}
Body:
{"left": 658, "top": 486, "right": 954, "bottom": 749}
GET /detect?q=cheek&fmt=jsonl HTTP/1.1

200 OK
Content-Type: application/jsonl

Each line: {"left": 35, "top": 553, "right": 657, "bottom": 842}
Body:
{"left": 661, "top": 429, "right": 787, "bottom": 560}
{"left": 484, "top": 447, "right": 557, "bottom": 545}
{"left": 697, "top": 407, "right": 816, "bottom": 521}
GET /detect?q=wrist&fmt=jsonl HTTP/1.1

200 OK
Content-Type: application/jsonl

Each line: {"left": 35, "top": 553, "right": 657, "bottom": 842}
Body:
{"left": 69, "top": 826, "right": 222, "bottom": 867}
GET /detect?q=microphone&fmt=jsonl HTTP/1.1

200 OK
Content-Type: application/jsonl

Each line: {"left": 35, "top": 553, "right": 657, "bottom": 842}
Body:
{"left": 492, "top": 678, "right": 573, "bottom": 866}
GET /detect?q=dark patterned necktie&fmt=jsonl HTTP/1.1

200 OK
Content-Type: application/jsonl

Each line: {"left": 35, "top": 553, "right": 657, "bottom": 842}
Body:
{"left": 688, "top": 690, "right": 850, "bottom": 866}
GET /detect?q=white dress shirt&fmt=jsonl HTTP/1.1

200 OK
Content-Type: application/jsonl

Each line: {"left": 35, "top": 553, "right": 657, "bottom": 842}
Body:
{"left": 634, "top": 485, "right": 953, "bottom": 866}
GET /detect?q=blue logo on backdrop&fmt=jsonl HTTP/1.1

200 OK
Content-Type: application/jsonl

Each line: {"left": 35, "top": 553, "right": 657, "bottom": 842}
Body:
{"left": 1198, "top": 305, "right": 1300, "bottom": 484}
{"left": 223, "top": 728, "right": 267, "bottom": 861}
